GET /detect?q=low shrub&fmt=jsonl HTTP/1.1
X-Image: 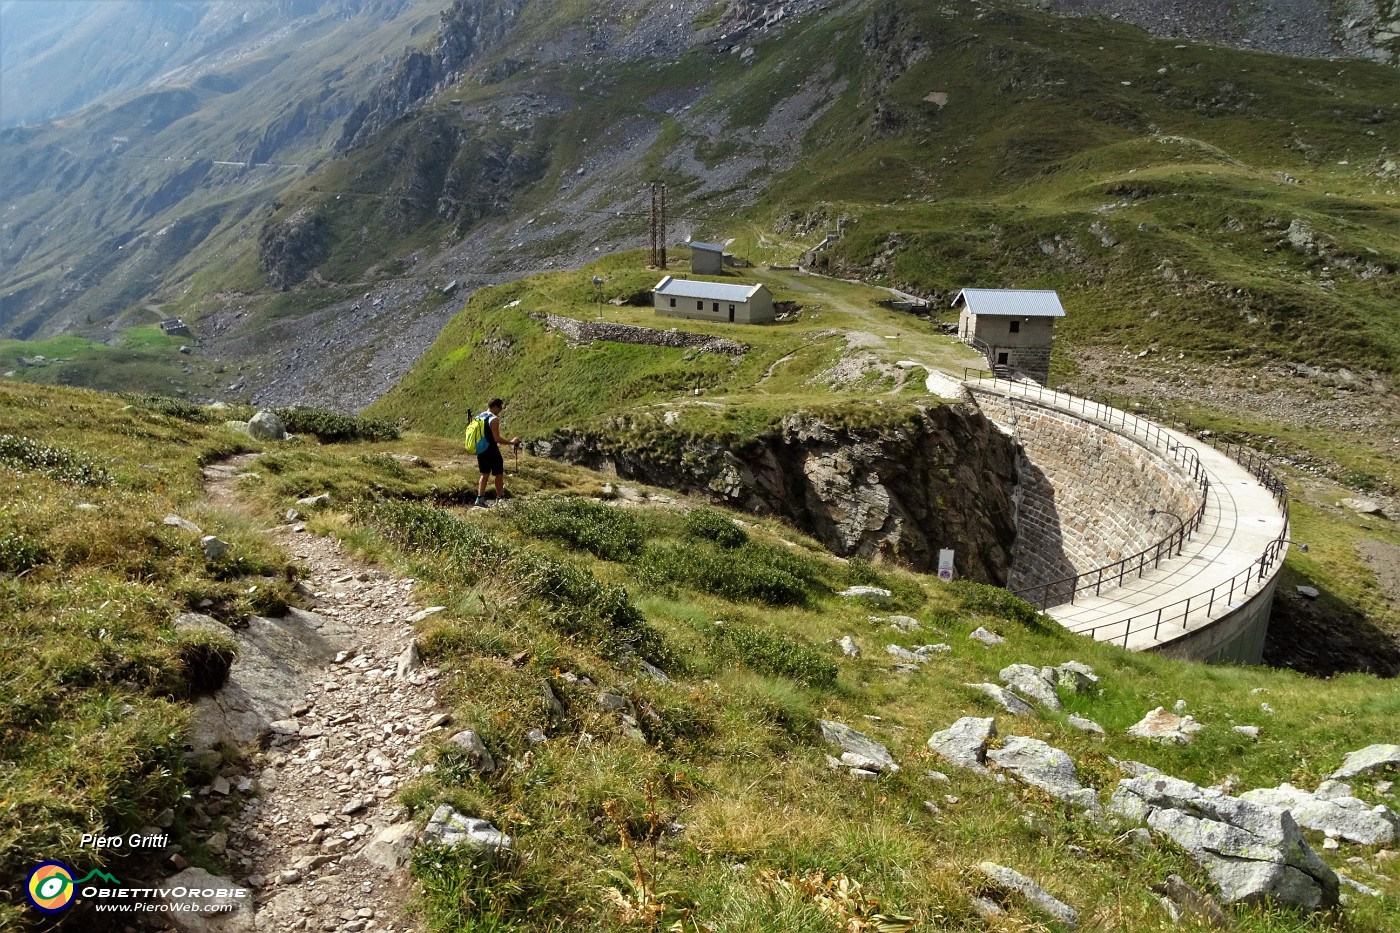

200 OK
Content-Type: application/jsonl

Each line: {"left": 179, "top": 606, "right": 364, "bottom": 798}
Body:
{"left": 706, "top": 620, "right": 837, "bottom": 688}
{"left": 638, "top": 542, "right": 811, "bottom": 607}
{"left": 946, "top": 579, "right": 1050, "bottom": 632}
{"left": 0, "top": 434, "right": 112, "bottom": 486}
{"left": 120, "top": 394, "right": 218, "bottom": 424}
{"left": 275, "top": 407, "right": 399, "bottom": 443}
{"left": 683, "top": 507, "right": 748, "bottom": 549}
{"left": 0, "top": 532, "right": 47, "bottom": 574}
{"left": 357, "top": 501, "right": 672, "bottom": 665}
{"left": 511, "top": 497, "right": 645, "bottom": 561}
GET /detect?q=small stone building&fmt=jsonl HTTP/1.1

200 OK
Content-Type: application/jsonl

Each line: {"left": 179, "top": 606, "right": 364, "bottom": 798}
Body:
{"left": 159, "top": 317, "right": 193, "bottom": 338}
{"left": 689, "top": 241, "right": 725, "bottom": 275}
{"left": 653, "top": 276, "right": 774, "bottom": 324}
{"left": 953, "top": 288, "right": 1064, "bottom": 384}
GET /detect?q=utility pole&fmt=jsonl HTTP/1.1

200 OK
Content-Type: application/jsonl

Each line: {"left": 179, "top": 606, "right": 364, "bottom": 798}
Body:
{"left": 648, "top": 183, "right": 659, "bottom": 267}
{"left": 659, "top": 183, "right": 667, "bottom": 269}
{"left": 648, "top": 182, "right": 668, "bottom": 269}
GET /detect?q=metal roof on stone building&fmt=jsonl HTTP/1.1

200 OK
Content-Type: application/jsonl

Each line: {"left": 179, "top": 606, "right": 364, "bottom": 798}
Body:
{"left": 952, "top": 288, "right": 1066, "bottom": 317}
{"left": 654, "top": 276, "right": 764, "bottom": 302}
{"left": 688, "top": 241, "right": 725, "bottom": 253}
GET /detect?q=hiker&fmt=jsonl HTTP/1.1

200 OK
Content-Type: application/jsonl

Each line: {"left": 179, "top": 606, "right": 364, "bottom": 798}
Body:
{"left": 468, "top": 398, "right": 520, "bottom": 507}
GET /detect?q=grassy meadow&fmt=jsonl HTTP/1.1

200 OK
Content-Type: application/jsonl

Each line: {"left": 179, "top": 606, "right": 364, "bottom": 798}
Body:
{"left": 5, "top": 382, "right": 1395, "bottom": 930}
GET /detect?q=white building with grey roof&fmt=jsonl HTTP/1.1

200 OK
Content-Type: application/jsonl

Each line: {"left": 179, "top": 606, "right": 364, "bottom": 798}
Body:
{"left": 653, "top": 276, "right": 774, "bottom": 324}
{"left": 953, "top": 287, "right": 1065, "bottom": 384}
{"left": 688, "top": 241, "right": 726, "bottom": 275}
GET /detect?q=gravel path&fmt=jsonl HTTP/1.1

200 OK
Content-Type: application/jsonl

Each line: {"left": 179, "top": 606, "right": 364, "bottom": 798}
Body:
{"left": 191, "top": 457, "right": 441, "bottom": 933}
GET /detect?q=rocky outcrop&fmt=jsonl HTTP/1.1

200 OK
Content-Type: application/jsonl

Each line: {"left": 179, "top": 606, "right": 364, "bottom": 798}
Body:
{"left": 537, "top": 403, "right": 1019, "bottom": 580}
{"left": 1109, "top": 774, "right": 1340, "bottom": 911}
{"left": 257, "top": 208, "right": 329, "bottom": 290}
{"left": 336, "top": 0, "right": 529, "bottom": 151}
{"left": 1240, "top": 782, "right": 1399, "bottom": 846}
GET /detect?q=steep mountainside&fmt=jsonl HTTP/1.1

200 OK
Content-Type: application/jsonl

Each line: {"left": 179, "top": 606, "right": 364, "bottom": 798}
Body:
{"left": 1, "top": 0, "right": 1397, "bottom": 415}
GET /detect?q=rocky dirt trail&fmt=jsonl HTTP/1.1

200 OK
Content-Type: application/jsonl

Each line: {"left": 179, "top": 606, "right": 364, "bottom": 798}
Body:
{"left": 173, "top": 455, "right": 447, "bottom": 933}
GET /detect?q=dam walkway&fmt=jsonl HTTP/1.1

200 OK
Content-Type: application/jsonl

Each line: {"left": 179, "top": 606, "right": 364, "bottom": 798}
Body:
{"left": 964, "top": 374, "right": 1290, "bottom": 656}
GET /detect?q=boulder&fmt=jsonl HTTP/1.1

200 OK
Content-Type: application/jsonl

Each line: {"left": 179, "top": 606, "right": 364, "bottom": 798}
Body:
{"left": 247, "top": 410, "right": 287, "bottom": 441}
{"left": 976, "top": 862, "right": 1077, "bottom": 929}
{"left": 871, "top": 614, "right": 921, "bottom": 632}
{"left": 419, "top": 805, "right": 510, "bottom": 857}
{"left": 445, "top": 729, "right": 495, "bottom": 774}
{"left": 1338, "top": 497, "right": 1385, "bottom": 517}
{"left": 1239, "top": 783, "right": 1398, "bottom": 846}
{"left": 356, "top": 822, "right": 418, "bottom": 872}
{"left": 1127, "top": 707, "right": 1202, "bottom": 745}
{"left": 1067, "top": 714, "right": 1104, "bottom": 735}
{"left": 200, "top": 536, "right": 229, "bottom": 561}
{"left": 1108, "top": 774, "right": 1339, "bottom": 911}
{"left": 926, "top": 716, "right": 995, "bottom": 774}
{"left": 295, "top": 493, "right": 331, "bottom": 508}
{"left": 965, "top": 682, "right": 1034, "bottom": 716}
{"left": 164, "top": 514, "right": 203, "bottom": 534}
{"left": 969, "top": 626, "right": 1005, "bottom": 646}
{"left": 1151, "top": 874, "right": 1229, "bottom": 928}
{"left": 987, "top": 735, "right": 1100, "bottom": 810}
{"left": 396, "top": 641, "right": 422, "bottom": 679}
{"left": 1047, "top": 661, "right": 1099, "bottom": 694}
{"left": 839, "top": 585, "right": 892, "bottom": 600}
{"left": 818, "top": 719, "right": 899, "bottom": 773}
{"left": 1330, "top": 744, "right": 1400, "bottom": 779}
{"left": 887, "top": 644, "right": 923, "bottom": 664}
{"left": 838, "top": 635, "right": 861, "bottom": 658}
{"left": 159, "top": 868, "right": 254, "bottom": 933}
{"left": 1000, "top": 664, "right": 1062, "bottom": 711}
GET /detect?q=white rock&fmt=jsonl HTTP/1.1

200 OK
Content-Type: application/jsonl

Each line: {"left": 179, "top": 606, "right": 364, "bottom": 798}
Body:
{"left": 1068, "top": 714, "right": 1104, "bottom": 734}
{"left": 969, "top": 626, "right": 1005, "bottom": 646}
{"left": 965, "top": 682, "right": 1034, "bottom": 716}
{"left": 838, "top": 635, "right": 861, "bottom": 658}
{"left": 1127, "top": 707, "right": 1203, "bottom": 745}
{"left": 419, "top": 804, "right": 511, "bottom": 856}
{"left": 926, "top": 717, "right": 996, "bottom": 774}
{"left": 839, "top": 585, "right": 892, "bottom": 600}
{"left": 408, "top": 606, "right": 446, "bottom": 623}
{"left": 1331, "top": 744, "right": 1400, "bottom": 779}
{"left": 976, "top": 862, "right": 1077, "bottom": 929}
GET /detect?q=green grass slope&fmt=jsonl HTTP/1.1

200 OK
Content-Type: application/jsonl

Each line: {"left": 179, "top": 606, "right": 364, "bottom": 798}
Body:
{"left": 5, "top": 382, "right": 1395, "bottom": 930}
{"left": 366, "top": 250, "right": 984, "bottom": 442}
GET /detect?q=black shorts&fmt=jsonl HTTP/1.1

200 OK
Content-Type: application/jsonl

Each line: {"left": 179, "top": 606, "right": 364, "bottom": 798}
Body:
{"left": 477, "top": 448, "right": 505, "bottom": 476}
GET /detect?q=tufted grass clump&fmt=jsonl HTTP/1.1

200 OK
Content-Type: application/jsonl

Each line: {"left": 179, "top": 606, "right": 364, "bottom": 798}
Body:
{"left": 0, "top": 434, "right": 113, "bottom": 486}
{"left": 510, "top": 496, "right": 646, "bottom": 561}
{"left": 946, "top": 578, "right": 1054, "bottom": 634}
{"left": 275, "top": 406, "right": 399, "bottom": 443}
{"left": 637, "top": 541, "right": 813, "bottom": 607}
{"left": 119, "top": 393, "right": 221, "bottom": 424}
{"left": 0, "top": 531, "right": 47, "bottom": 574}
{"left": 684, "top": 507, "right": 749, "bottom": 549}
{"left": 357, "top": 500, "right": 672, "bottom": 665}
{"left": 705, "top": 619, "right": 838, "bottom": 688}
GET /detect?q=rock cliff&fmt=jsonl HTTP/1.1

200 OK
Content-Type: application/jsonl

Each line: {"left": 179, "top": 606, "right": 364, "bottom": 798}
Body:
{"left": 537, "top": 403, "right": 1020, "bottom": 582}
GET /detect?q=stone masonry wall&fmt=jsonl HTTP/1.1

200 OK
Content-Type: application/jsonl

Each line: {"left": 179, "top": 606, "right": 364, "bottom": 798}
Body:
{"left": 533, "top": 313, "right": 747, "bottom": 355}
{"left": 973, "top": 392, "right": 1203, "bottom": 606}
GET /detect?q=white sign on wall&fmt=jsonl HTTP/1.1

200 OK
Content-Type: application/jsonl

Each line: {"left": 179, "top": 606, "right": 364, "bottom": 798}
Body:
{"left": 937, "top": 549, "right": 955, "bottom": 581}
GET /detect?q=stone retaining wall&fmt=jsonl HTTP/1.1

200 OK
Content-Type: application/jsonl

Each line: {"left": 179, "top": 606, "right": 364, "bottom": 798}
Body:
{"left": 973, "top": 392, "right": 1203, "bottom": 606}
{"left": 533, "top": 313, "right": 747, "bottom": 355}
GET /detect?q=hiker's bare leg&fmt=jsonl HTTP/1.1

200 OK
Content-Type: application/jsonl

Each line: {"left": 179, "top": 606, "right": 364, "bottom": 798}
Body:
{"left": 494, "top": 474, "right": 505, "bottom": 498}
{"left": 477, "top": 474, "right": 489, "bottom": 497}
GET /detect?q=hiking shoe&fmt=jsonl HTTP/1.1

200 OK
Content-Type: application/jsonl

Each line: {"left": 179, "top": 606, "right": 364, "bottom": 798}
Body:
{"left": 472, "top": 496, "right": 488, "bottom": 508}
{"left": 499, "top": 491, "right": 513, "bottom": 502}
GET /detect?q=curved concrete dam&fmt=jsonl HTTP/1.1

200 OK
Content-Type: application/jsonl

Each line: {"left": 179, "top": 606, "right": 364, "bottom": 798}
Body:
{"left": 966, "top": 375, "right": 1290, "bottom": 665}
{"left": 540, "top": 379, "right": 1289, "bottom": 664}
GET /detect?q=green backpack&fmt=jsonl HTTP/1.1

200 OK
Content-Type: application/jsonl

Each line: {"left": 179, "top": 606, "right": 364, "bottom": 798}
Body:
{"left": 464, "top": 412, "right": 492, "bottom": 454}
